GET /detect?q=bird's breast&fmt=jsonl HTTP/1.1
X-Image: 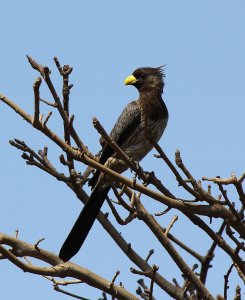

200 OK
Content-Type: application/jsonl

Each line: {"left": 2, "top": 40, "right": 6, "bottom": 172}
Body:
{"left": 120, "top": 117, "right": 168, "bottom": 162}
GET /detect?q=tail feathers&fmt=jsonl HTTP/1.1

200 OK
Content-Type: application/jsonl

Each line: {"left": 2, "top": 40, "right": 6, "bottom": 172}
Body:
{"left": 88, "top": 169, "right": 100, "bottom": 189}
{"left": 59, "top": 185, "right": 110, "bottom": 261}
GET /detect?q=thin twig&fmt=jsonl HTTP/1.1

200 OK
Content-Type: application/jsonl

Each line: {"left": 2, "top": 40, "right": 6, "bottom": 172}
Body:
{"left": 54, "top": 57, "right": 75, "bottom": 173}
{"left": 149, "top": 265, "right": 159, "bottom": 300}
{"left": 43, "top": 111, "right": 52, "bottom": 126}
{"left": 145, "top": 249, "right": 154, "bottom": 263}
{"left": 153, "top": 143, "right": 199, "bottom": 198}
{"left": 53, "top": 285, "right": 93, "bottom": 300}
{"left": 33, "top": 77, "right": 42, "bottom": 126}
{"left": 40, "top": 98, "right": 57, "bottom": 107}
{"left": 109, "top": 270, "right": 120, "bottom": 289}
{"left": 154, "top": 207, "right": 171, "bottom": 216}
{"left": 203, "top": 174, "right": 245, "bottom": 207}
{"left": 224, "top": 264, "right": 234, "bottom": 300}
{"left": 34, "top": 238, "right": 45, "bottom": 250}
{"left": 106, "top": 196, "right": 137, "bottom": 225}
{"left": 112, "top": 186, "right": 135, "bottom": 213}
{"left": 162, "top": 230, "right": 203, "bottom": 262}
{"left": 234, "top": 285, "right": 241, "bottom": 300}
{"left": 200, "top": 221, "right": 226, "bottom": 284}
{"left": 217, "top": 183, "right": 241, "bottom": 220}
{"left": 226, "top": 224, "right": 245, "bottom": 252}
{"left": 165, "top": 215, "right": 178, "bottom": 236}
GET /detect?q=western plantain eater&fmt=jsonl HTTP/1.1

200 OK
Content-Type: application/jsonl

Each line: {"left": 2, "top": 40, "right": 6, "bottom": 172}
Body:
{"left": 59, "top": 67, "right": 169, "bottom": 261}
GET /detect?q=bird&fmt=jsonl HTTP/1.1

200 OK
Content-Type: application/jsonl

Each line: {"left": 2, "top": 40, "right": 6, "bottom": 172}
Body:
{"left": 59, "top": 66, "right": 169, "bottom": 261}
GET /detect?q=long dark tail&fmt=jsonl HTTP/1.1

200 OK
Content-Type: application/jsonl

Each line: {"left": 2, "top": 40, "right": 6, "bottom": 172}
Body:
{"left": 59, "top": 185, "right": 110, "bottom": 261}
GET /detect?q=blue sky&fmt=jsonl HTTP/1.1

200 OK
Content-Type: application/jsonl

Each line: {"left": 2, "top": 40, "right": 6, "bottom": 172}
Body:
{"left": 1, "top": 1, "right": 244, "bottom": 299}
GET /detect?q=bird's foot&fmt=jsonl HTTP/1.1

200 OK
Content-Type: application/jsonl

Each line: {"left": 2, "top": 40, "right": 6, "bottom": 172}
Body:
{"left": 129, "top": 159, "right": 143, "bottom": 175}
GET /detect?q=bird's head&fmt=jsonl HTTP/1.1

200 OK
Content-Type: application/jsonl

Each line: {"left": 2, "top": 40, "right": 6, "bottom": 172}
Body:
{"left": 124, "top": 66, "right": 165, "bottom": 93}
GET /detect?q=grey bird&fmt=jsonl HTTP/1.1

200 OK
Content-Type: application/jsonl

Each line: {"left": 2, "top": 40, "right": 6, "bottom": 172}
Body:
{"left": 59, "top": 66, "right": 169, "bottom": 261}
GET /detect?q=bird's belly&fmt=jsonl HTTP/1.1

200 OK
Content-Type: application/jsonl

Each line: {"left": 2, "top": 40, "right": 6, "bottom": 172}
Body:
{"left": 122, "top": 118, "right": 167, "bottom": 161}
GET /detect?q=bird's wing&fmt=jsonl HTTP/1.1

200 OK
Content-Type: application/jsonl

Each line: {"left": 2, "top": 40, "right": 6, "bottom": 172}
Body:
{"left": 89, "top": 100, "right": 141, "bottom": 187}
{"left": 110, "top": 100, "right": 141, "bottom": 146}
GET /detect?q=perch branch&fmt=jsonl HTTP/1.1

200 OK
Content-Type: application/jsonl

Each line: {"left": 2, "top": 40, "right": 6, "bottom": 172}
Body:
{"left": 0, "top": 233, "right": 139, "bottom": 300}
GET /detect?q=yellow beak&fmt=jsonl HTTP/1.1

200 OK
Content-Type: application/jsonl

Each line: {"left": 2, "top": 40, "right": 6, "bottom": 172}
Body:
{"left": 124, "top": 74, "right": 137, "bottom": 85}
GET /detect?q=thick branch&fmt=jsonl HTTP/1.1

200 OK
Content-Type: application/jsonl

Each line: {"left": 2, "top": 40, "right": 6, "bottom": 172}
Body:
{"left": 0, "top": 233, "right": 139, "bottom": 300}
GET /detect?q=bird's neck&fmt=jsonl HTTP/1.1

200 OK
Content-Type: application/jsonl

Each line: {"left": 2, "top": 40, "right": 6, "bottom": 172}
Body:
{"left": 139, "top": 90, "right": 167, "bottom": 120}
{"left": 139, "top": 89, "right": 162, "bottom": 98}
{"left": 138, "top": 84, "right": 163, "bottom": 95}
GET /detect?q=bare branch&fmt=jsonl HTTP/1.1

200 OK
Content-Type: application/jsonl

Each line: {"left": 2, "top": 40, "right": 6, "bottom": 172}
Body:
{"left": 224, "top": 264, "right": 234, "bottom": 300}
{"left": 33, "top": 77, "right": 42, "bottom": 126}
{"left": 53, "top": 285, "right": 90, "bottom": 300}
{"left": 110, "top": 270, "right": 120, "bottom": 289}
{"left": 162, "top": 230, "right": 203, "bottom": 262}
{"left": 234, "top": 285, "right": 241, "bottom": 300}
{"left": 0, "top": 233, "right": 140, "bottom": 300}
{"left": 203, "top": 174, "right": 245, "bottom": 207}
{"left": 154, "top": 207, "right": 171, "bottom": 216}
{"left": 43, "top": 111, "right": 52, "bottom": 126}
{"left": 40, "top": 98, "right": 57, "bottom": 107}
{"left": 154, "top": 143, "right": 199, "bottom": 198}
{"left": 106, "top": 196, "right": 137, "bottom": 225}
{"left": 165, "top": 215, "right": 178, "bottom": 236}
{"left": 226, "top": 224, "right": 245, "bottom": 252}
{"left": 217, "top": 182, "right": 241, "bottom": 220}
{"left": 145, "top": 249, "right": 154, "bottom": 263}
{"left": 149, "top": 264, "right": 159, "bottom": 300}
{"left": 26, "top": 56, "right": 91, "bottom": 156}
{"left": 200, "top": 221, "right": 226, "bottom": 284}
